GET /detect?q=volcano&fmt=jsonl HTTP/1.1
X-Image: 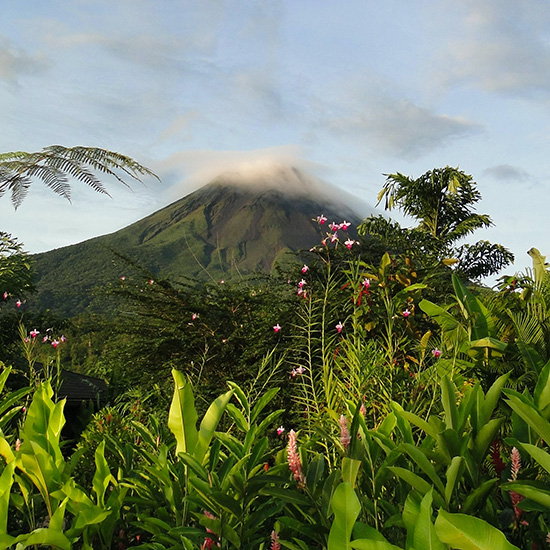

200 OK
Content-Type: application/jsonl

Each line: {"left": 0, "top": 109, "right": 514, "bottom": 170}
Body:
{"left": 30, "top": 166, "right": 373, "bottom": 316}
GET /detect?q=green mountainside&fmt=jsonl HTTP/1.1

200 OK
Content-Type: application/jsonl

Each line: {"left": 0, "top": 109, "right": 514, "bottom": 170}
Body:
{"left": 29, "top": 175, "right": 366, "bottom": 317}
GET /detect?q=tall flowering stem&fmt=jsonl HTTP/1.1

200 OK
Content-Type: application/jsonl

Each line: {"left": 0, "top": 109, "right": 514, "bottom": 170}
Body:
{"left": 339, "top": 415, "right": 351, "bottom": 450}
{"left": 508, "top": 447, "right": 524, "bottom": 519}
{"left": 270, "top": 530, "right": 281, "bottom": 550}
{"left": 287, "top": 429, "right": 305, "bottom": 487}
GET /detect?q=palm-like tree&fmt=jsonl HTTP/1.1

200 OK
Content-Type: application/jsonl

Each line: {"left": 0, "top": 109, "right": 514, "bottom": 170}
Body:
{"left": 0, "top": 145, "right": 158, "bottom": 208}
{"left": 360, "top": 166, "right": 513, "bottom": 279}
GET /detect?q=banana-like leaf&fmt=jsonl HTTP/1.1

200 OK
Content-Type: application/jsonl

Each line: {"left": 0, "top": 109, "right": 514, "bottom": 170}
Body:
{"left": 435, "top": 509, "right": 520, "bottom": 550}
{"left": 452, "top": 274, "right": 495, "bottom": 340}
{"left": 503, "top": 389, "right": 550, "bottom": 443}
{"left": 502, "top": 480, "right": 550, "bottom": 508}
{"left": 328, "top": 482, "right": 361, "bottom": 550}
{"left": 413, "top": 489, "right": 447, "bottom": 550}
{"left": 168, "top": 369, "right": 198, "bottom": 456}
{"left": 0, "top": 461, "right": 14, "bottom": 535}
{"left": 195, "top": 387, "right": 235, "bottom": 463}
{"left": 445, "top": 457, "right": 464, "bottom": 507}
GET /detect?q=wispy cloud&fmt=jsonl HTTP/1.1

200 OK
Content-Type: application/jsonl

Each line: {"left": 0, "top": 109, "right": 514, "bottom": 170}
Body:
{"left": 320, "top": 84, "right": 481, "bottom": 160}
{"left": 484, "top": 164, "right": 534, "bottom": 184}
{"left": 0, "top": 37, "right": 48, "bottom": 82}
{"left": 438, "top": 0, "right": 550, "bottom": 97}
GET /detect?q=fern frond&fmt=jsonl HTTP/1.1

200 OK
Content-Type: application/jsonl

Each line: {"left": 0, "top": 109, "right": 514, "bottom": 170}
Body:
{"left": 0, "top": 145, "right": 158, "bottom": 208}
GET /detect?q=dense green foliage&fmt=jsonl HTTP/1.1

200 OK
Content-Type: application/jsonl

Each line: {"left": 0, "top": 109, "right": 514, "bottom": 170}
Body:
{"left": 1, "top": 165, "right": 549, "bottom": 549}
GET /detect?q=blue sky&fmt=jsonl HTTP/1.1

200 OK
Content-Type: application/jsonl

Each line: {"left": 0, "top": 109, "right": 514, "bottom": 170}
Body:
{"left": 0, "top": 0, "right": 547, "bottom": 280}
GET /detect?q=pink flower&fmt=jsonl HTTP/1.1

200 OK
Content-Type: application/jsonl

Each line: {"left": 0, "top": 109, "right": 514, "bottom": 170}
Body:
{"left": 339, "top": 415, "right": 351, "bottom": 449}
{"left": 15, "top": 439, "right": 21, "bottom": 451}
{"left": 344, "top": 238, "right": 356, "bottom": 249}
{"left": 362, "top": 278, "right": 370, "bottom": 289}
{"left": 120, "top": 276, "right": 126, "bottom": 281}
{"left": 273, "top": 324, "right": 281, "bottom": 333}
{"left": 287, "top": 430, "right": 305, "bottom": 486}
{"left": 432, "top": 348, "right": 441, "bottom": 358}
{"left": 30, "top": 329, "right": 39, "bottom": 338}
{"left": 295, "top": 366, "right": 306, "bottom": 374}
{"left": 330, "top": 232, "right": 338, "bottom": 243}
{"left": 51, "top": 340, "right": 60, "bottom": 348}
{"left": 340, "top": 221, "right": 351, "bottom": 230}
{"left": 191, "top": 313, "right": 198, "bottom": 320}
{"left": 336, "top": 321, "right": 343, "bottom": 333}
{"left": 360, "top": 403, "right": 367, "bottom": 417}
{"left": 277, "top": 426, "right": 285, "bottom": 435}
{"left": 148, "top": 279, "right": 154, "bottom": 285}
{"left": 329, "top": 222, "right": 339, "bottom": 231}
{"left": 302, "top": 265, "right": 309, "bottom": 273}
{"left": 510, "top": 447, "right": 521, "bottom": 481}
{"left": 402, "top": 309, "right": 411, "bottom": 318}
{"left": 60, "top": 335, "right": 66, "bottom": 343}
{"left": 2, "top": 291, "right": 7, "bottom": 300}
{"left": 316, "top": 214, "right": 327, "bottom": 225}
{"left": 42, "top": 336, "right": 49, "bottom": 343}
{"left": 219, "top": 279, "right": 225, "bottom": 284}
{"left": 16, "top": 300, "right": 22, "bottom": 308}
{"left": 298, "top": 279, "right": 306, "bottom": 288}
{"left": 270, "top": 530, "right": 281, "bottom": 550}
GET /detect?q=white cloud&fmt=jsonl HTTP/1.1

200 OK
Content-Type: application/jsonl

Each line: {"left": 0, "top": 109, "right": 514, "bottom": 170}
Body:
{"left": 483, "top": 164, "right": 533, "bottom": 184}
{"left": 0, "top": 37, "right": 48, "bottom": 81}
{"left": 438, "top": 0, "right": 550, "bottom": 97}
{"left": 324, "top": 89, "right": 481, "bottom": 160}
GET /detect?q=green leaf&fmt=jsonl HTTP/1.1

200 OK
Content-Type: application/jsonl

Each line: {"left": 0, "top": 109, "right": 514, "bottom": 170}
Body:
{"left": 195, "top": 388, "right": 235, "bottom": 463}
{"left": 342, "top": 458, "right": 361, "bottom": 487}
{"left": 0, "top": 461, "right": 15, "bottom": 534}
{"left": 440, "top": 376, "right": 458, "bottom": 430}
{"left": 13, "top": 528, "right": 72, "bottom": 550}
{"left": 461, "top": 479, "right": 498, "bottom": 515}
{"left": 435, "top": 509, "right": 519, "bottom": 550}
{"left": 517, "top": 442, "right": 550, "bottom": 476}
{"left": 444, "top": 457, "right": 464, "bottom": 507}
{"left": 534, "top": 359, "right": 550, "bottom": 411}
{"left": 413, "top": 489, "right": 447, "bottom": 550}
{"left": 328, "top": 482, "right": 361, "bottom": 550}
{"left": 350, "top": 541, "right": 403, "bottom": 549}
{"left": 168, "top": 369, "right": 198, "bottom": 456}
{"left": 398, "top": 443, "right": 445, "bottom": 497}
{"left": 503, "top": 480, "right": 550, "bottom": 508}
{"left": 503, "top": 389, "right": 550, "bottom": 443}
{"left": 387, "top": 467, "right": 445, "bottom": 508}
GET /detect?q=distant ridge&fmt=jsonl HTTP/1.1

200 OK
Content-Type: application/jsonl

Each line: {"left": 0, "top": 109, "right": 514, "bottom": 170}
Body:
{"left": 30, "top": 167, "right": 373, "bottom": 317}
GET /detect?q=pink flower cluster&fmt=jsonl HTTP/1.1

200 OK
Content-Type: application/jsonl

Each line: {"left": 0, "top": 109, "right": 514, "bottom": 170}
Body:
{"left": 26, "top": 328, "right": 66, "bottom": 349}
{"left": 339, "top": 415, "right": 351, "bottom": 450}
{"left": 314, "top": 215, "right": 357, "bottom": 249}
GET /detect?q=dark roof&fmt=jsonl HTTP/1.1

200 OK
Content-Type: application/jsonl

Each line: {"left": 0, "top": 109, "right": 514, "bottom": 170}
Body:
{"left": 57, "top": 370, "right": 108, "bottom": 404}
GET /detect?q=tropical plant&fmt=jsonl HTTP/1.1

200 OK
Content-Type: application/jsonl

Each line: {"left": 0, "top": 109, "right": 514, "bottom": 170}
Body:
{"left": 0, "top": 145, "right": 157, "bottom": 208}
{"left": 359, "top": 166, "right": 514, "bottom": 280}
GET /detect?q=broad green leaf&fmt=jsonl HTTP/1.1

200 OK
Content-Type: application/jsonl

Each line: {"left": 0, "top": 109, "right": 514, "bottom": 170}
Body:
{"left": 440, "top": 376, "right": 458, "bottom": 430}
{"left": 92, "top": 440, "right": 115, "bottom": 507}
{"left": 250, "top": 387, "right": 279, "bottom": 423}
{"left": 452, "top": 274, "right": 495, "bottom": 339}
{"left": 13, "top": 528, "right": 72, "bottom": 550}
{"left": 461, "top": 479, "right": 498, "bottom": 515}
{"left": 502, "top": 481, "right": 550, "bottom": 508}
{"left": 534, "top": 359, "right": 550, "bottom": 411}
{"left": 398, "top": 443, "right": 445, "bottom": 497}
{"left": 328, "top": 482, "right": 361, "bottom": 550}
{"left": 387, "top": 467, "right": 444, "bottom": 508}
{"left": 472, "top": 418, "right": 505, "bottom": 464}
{"left": 350, "top": 541, "right": 403, "bottom": 549}
{"left": 195, "top": 388, "right": 235, "bottom": 463}
{"left": 342, "top": 458, "right": 361, "bottom": 486}
{"left": 504, "top": 389, "right": 550, "bottom": 443}
{"left": 0, "top": 461, "right": 14, "bottom": 534}
{"left": 435, "top": 509, "right": 519, "bottom": 550}
{"left": 480, "top": 373, "right": 510, "bottom": 427}
{"left": 413, "top": 489, "right": 447, "bottom": 550}
{"left": 168, "top": 369, "right": 198, "bottom": 456}
{"left": 518, "top": 442, "right": 550, "bottom": 476}
{"left": 444, "top": 457, "right": 464, "bottom": 506}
